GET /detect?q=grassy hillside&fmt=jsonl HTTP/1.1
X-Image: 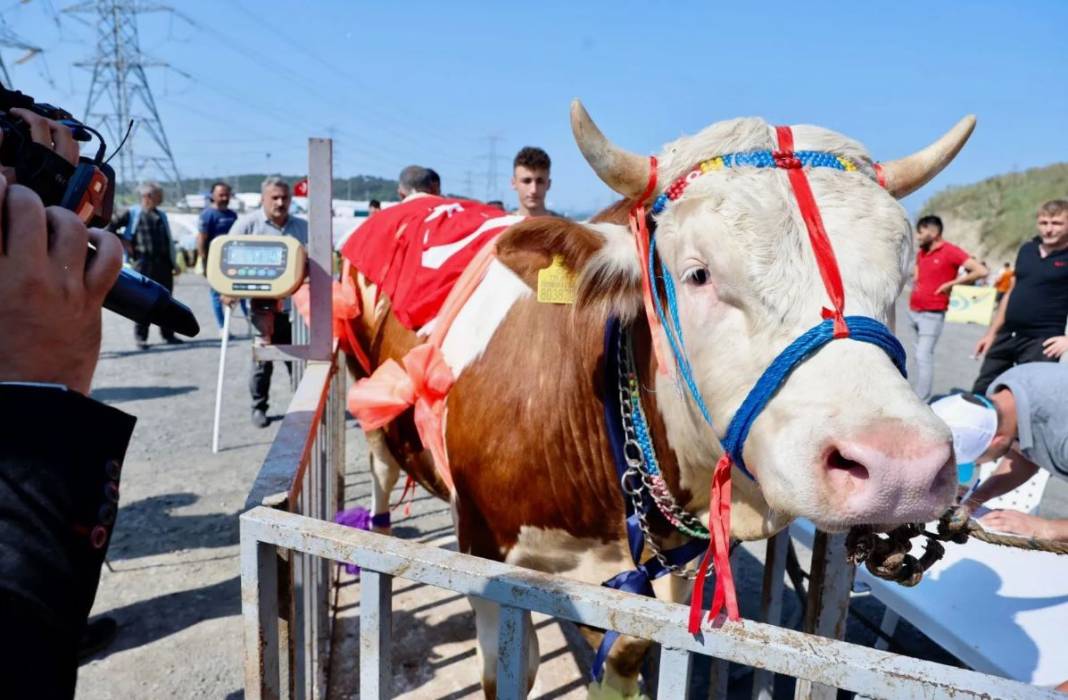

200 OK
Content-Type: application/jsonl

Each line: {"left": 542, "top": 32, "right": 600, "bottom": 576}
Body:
{"left": 920, "top": 162, "right": 1068, "bottom": 263}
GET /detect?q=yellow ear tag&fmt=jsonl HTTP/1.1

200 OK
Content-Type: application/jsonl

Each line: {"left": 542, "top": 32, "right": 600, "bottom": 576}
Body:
{"left": 537, "top": 254, "right": 576, "bottom": 305}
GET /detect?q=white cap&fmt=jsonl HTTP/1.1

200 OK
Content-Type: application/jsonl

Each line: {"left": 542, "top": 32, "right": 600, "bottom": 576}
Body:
{"left": 930, "top": 393, "right": 998, "bottom": 465}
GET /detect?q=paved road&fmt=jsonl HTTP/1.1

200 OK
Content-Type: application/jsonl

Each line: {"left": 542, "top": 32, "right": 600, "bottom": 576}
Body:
{"left": 78, "top": 274, "right": 297, "bottom": 699}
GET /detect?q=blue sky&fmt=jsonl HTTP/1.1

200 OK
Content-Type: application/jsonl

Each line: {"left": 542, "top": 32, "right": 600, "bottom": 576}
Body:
{"left": 4, "top": 1, "right": 1066, "bottom": 214}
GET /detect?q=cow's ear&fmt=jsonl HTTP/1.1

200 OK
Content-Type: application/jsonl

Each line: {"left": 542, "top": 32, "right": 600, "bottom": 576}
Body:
{"left": 495, "top": 219, "right": 642, "bottom": 320}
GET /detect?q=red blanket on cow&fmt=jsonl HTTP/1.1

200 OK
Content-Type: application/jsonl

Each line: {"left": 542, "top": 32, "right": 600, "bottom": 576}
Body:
{"left": 340, "top": 196, "right": 520, "bottom": 330}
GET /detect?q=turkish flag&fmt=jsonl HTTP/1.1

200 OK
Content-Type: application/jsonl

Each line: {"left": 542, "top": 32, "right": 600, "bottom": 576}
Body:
{"left": 293, "top": 178, "right": 309, "bottom": 197}
{"left": 341, "top": 196, "right": 520, "bottom": 329}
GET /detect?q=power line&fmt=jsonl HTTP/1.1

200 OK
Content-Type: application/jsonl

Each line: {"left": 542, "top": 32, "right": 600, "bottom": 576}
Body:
{"left": 0, "top": 18, "right": 43, "bottom": 86}
{"left": 64, "top": 0, "right": 183, "bottom": 195}
{"left": 478, "top": 133, "right": 507, "bottom": 202}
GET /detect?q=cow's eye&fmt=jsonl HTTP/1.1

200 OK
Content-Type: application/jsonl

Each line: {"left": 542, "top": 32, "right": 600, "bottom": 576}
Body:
{"left": 681, "top": 266, "right": 710, "bottom": 286}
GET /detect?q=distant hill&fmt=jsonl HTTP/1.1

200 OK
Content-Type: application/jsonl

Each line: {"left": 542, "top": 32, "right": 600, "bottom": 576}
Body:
{"left": 116, "top": 173, "right": 400, "bottom": 205}
{"left": 920, "top": 162, "right": 1068, "bottom": 265}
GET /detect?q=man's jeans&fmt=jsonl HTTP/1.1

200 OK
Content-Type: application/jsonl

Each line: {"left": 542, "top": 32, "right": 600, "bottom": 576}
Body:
{"left": 907, "top": 309, "right": 945, "bottom": 402}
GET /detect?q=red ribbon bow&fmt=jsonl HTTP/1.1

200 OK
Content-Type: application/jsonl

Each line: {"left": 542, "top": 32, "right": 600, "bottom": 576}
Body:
{"left": 347, "top": 343, "right": 455, "bottom": 491}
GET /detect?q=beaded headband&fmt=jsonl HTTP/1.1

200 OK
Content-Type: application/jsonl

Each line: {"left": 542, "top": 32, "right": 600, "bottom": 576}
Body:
{"left": 650, "top": 149, "right": 866, "bottom": 215}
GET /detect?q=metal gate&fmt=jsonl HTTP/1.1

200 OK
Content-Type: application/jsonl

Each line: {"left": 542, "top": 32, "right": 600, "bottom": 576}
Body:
{"left": 240, "top": 506, "right": 1055, "bottom": 699}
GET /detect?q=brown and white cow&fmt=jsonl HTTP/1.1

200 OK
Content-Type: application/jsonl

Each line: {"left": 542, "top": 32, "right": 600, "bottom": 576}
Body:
{"left": 342, "top": 101, "right": 973, "bottom": 696}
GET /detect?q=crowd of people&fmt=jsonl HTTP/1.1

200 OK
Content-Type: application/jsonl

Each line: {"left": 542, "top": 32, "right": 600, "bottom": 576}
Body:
{"left": 103, "top": 145, "right": 557, "bottom": 429}
{"left": 909, "top": 200, "right": 1068, "bottom": 543}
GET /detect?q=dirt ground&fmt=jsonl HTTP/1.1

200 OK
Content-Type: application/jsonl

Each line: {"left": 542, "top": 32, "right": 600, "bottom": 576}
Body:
{"left": 77, "top": 273, "right": 295, "bottom": 699}
{"left": 75, "top": 274, "right": 1065, "bottom": 698}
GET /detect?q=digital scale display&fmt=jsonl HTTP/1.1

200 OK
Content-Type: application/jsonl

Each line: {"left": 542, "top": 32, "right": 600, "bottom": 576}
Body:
{"left": 207, "top": 234, "right": 305, "bottom": 299}
{"left": 221, "top": 241, "right": 288, "bottom": 281}
{"left": 224, "top": 244, "right": 285, "bottom": 267}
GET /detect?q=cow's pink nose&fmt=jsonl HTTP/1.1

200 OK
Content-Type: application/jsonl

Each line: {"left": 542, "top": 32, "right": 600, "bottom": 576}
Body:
{"left": 822, "top": 432, "right": 955, "bottom": 523}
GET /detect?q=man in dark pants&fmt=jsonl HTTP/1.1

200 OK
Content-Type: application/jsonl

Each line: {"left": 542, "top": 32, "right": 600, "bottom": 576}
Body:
{"left": 972, "top": 199, "right": 1068, "bottom": 393}
{"left": 109, "top": 181, "right": 181, "bottom": 349}
{"left": 0, "top": 152, "right": 131, "bottom": 695}
{"left": 229, "top": 176, "right": 308, "bottom": 427}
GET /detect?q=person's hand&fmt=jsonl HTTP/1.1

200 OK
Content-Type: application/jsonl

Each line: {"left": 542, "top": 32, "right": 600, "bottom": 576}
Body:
{"left": 220, "top": 294, "right": 237, "bottom": 306}
{"left": 978, "top": 509, "right": 1051, "bottom": 539}
{"left": 1042, "top": 335, "right": 1068, "bottom": 359}
{"left": 974, "top": 332, "right": 995, "bottom": 357}
{"left": 0, "top": 108, "right": 80, "bottom": 183}
{"left": 935, "top": 281, "right": 954, "bottom": 296}
{"left": 0, "top": 175, "right": 123, "bottom": 395}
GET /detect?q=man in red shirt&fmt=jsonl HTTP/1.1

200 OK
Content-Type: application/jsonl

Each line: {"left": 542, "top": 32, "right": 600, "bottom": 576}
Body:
{"left": 908, "top": 215, "right": 988, "bottom": 400}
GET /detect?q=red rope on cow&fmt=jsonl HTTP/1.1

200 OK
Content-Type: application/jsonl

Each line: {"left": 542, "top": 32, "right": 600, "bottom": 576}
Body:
{"left": 690, "top": 127, "right": 859, "bottom": 634}
{"left": 688, "top": 453, "right": 738, "bottom": 632}
{"left": 873, "top": 162, "right": 888, "bottom": 189}
{"left": 628, "top": 156, "right": 673, "bottom": 376}
{"left": 392, "top": 474, "right": 417, "bottom": 516}
{"left": 774, "top": 126, "right": 850, "bottom": 339}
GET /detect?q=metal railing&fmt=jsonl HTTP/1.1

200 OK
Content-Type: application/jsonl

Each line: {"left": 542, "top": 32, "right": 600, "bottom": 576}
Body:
{"left": 240, "top": 506, "right": 1056, "bottom": 700}
{"left": 239, "top": 135, "right": 346, "bottom": 699}
{"left": 242, "top": 351, "right": 346, "bottom": 700}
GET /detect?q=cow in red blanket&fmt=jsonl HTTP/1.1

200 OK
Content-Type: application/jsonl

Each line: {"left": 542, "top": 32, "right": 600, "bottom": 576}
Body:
{"left": 337, "top": 101, "right": 975, "bottom": 696}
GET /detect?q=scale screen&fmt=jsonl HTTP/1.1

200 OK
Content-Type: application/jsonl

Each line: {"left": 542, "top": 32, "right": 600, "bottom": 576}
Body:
{"left": 224, "top": 244, "right": 285, "bottom": 267}
{"left": 206, "top": 234, "right": 306, "bottom": 298}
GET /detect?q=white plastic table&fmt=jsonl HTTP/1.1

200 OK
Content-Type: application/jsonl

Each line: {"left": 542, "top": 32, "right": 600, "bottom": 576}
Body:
{"left": 791, "top": 519, "right": 1068, "bottom": 686}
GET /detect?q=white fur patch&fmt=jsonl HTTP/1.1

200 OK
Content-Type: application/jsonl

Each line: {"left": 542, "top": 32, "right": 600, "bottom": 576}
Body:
{"left": 505, "top": 526, "right": 632, "bottom": 585}
{"left": 431, "top": 259, "right": 531, "bottom": 376}
{"left": 583, "top": 222, "right": 638, "bottom": 277}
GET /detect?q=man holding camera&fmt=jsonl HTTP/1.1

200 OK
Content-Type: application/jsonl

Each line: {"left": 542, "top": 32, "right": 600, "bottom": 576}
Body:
{"left": 0, "top": 109, "right": 130, "bottom": 697}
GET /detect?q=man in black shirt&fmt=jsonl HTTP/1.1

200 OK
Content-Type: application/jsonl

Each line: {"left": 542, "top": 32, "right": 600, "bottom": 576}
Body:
{"left": 972, "top": 199, "right": 1068, "bottom": 393}
{"left": 109, "top": 181, "right": 181, "bottom": 349}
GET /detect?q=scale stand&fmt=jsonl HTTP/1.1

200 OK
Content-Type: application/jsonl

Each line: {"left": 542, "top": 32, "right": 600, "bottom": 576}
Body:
{"left": 211, "top": 304, "right": 232, "bottom": 454}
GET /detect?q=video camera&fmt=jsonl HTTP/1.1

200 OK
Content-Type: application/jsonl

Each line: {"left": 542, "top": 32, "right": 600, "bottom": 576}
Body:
{"left": 0, "top": 83, "right": 199, "bottom": 337}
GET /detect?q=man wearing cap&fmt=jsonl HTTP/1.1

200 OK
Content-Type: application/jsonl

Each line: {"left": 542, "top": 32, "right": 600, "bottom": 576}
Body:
{"left": 931, "top": 362, "right": 1068, "bottom": 541}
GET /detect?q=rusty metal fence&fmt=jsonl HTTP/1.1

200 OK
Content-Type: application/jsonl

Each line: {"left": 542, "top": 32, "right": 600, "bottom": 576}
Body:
{"left": 238, "top": 136, "right": 344, "bottom": 699}
{"left": 240, "top": 505, "right": 1055, "bottom": 700}
{"left": 242, "top": 352, "right": 346, "bottom": 700}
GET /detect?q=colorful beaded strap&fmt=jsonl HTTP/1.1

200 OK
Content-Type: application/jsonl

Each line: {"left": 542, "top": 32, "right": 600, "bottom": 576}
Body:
{"left": 651, "top": 150, "right": 864, "bottom": 214}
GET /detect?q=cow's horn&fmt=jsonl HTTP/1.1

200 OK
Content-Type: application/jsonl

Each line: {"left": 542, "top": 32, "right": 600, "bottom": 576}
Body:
{"left": 570, "top": 99, "right": 652, "bottom": 199}
{"left": 880, "top": 116, "right": 976, "bottom": 198}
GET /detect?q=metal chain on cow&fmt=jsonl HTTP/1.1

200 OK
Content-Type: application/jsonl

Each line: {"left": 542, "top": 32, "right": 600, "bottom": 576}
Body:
{"left": 616, "top": 326, "right": 713, "bottom": 582}
{"left": 593, "top": 317, "right": 710, "bottom": 681}
{"left": 618, "top": 326, "right": 711, "bottom": 542}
